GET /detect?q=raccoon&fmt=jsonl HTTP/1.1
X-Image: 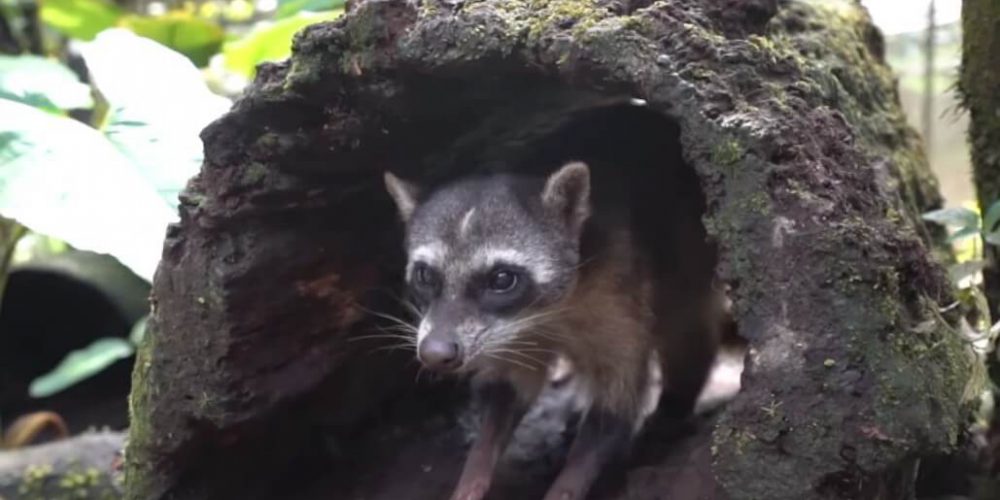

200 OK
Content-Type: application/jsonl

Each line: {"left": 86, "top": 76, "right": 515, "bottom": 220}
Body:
{"left": 383, "top": 161, "right": 722, "bottom": 500}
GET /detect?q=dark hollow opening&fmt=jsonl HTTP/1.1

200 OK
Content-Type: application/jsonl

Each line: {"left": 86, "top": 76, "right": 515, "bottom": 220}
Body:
{"left": 262, "top": 77, "right": 737, "bottom": 499}
{"left": 0, "top": 252, "right": 148, "bottom": 436}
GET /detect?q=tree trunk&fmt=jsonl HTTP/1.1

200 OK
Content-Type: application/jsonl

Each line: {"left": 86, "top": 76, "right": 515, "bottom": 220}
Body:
{"left": 960, "top": 0, "right": 1000, "bottom": 482}
{"left": 124, "top": 1, "right": 979, "bottom": 499}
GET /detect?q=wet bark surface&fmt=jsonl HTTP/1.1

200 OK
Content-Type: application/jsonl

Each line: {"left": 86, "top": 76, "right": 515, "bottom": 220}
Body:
{"left": 125, "top": 1, "right": 978, "bottom": 499}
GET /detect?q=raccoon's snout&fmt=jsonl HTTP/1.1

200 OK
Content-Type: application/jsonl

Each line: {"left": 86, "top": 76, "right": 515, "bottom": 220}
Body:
{"left": 418, "top": 335, "right": 463, "bottom": 371}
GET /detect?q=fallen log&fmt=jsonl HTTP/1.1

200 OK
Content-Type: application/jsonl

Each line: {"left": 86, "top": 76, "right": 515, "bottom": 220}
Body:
{"left": 124, "top": 1, "right": 980, "bottom": 498}
{"left": 0, "top": 430, "right": 124, "bottom": 499}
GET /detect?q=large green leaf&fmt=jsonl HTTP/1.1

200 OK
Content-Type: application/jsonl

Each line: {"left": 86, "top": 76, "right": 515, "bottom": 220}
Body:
{"left": 921, "top": 207, "right": 979, "bottom": 229}
{"left": 129, "top": 315, "right": 148, "bottom": 345}
{"left": 75, "top": 29, "right": 231, "bottom": 209}
{"left": 40, "top": 0, "right": 122, "bottom": 41}
{"left": 222, "top": 9, "right": 343, "bottom": 77}
{"left": 275, "top": 0, "right": 345, "bottom": 19}
{"left": 947, "top": 225, "right": 980, "bottom": 243}
{"left": 0, "top": 55, "right": 93, "bottom": 111}
{"left": 983, "top": 200, "right": 1000, "bottom": 233}
{"left": 29, "top": 337, "right": 134, "bottom": 398}
{"left": 0, "top": 98, "right": 175, "bottom": 280}
{"left": 949, "top": 260, "right": 987, "bottom": 289}
{"left": 984, "top": 230, "right": 1000, "bottom": 247}
{"left": 120, "top": 13, "right": 225, "bottom": 67}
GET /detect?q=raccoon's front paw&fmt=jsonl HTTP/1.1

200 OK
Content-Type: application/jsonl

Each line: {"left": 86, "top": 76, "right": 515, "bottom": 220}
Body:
{"left": 449, "top": 479, "right": 490, "bottom": 500}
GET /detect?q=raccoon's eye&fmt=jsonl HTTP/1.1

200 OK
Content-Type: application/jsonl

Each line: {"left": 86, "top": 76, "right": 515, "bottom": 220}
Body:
{"left": 412, "top": 263, "right": 438, "bottom": 289}
{"left": 487, "top": 269, "right": 518, "bottom": 293}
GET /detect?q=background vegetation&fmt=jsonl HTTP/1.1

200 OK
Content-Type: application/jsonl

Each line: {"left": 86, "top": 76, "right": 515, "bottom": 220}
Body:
{"left": 0, "top": 2, "right": 994, "bottom": 489}
{"left": 0, "top": 0, "right": 343, "bottom": 445}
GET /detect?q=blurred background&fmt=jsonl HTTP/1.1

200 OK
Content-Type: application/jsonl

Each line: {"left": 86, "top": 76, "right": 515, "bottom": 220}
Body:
{"left": 0, "top": 0, "right": 976, "bottom": 450}
{"left": 0, "top": 0, "right": 347, "bottom": 447}
{"left": 863, "top": 0, "right": 971, "bottom": 207}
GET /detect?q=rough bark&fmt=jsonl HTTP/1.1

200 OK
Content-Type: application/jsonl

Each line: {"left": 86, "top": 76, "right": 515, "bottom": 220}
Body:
{"left": 125, "top": 1, "right": 978, "bottom": 499}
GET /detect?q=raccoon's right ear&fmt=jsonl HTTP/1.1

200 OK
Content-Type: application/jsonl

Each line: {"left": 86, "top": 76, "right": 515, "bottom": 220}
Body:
{"left": 542, "top": 161, "right": 591, "bottom": 234}
{"left": 384, "top": 171, "right": 421, "bottom": 222}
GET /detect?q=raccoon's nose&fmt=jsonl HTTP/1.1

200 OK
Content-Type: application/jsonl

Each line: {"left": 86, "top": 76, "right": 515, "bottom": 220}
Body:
{"left": 418, "top": 337, "right": 461, "bottom": 370}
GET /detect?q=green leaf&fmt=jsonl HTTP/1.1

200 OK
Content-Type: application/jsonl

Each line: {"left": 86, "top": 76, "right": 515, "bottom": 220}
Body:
{"left": 276, "top": 0, "right": 345, "bottom": 19}
{"left": 921, "top": 207, "right": 980, "bottom": 229}
{"left": 29, "top": 337, "right": 135, "bottom": 398}
{"left": 947, "top": 225, "right": 980, "bottom": 243}
{"left": 949, "top": 260, "right": 986, "bottom": 287}
{"left": 983, "top": 200, "right": 1000, "bottom": 233}
{"left": 129, "top": 315, "right": 148, "bottom": 345}
{"left": 222, "top": 9, "right": 343, "bottom": 77}
{"left": 0, "top": 98, "right": 176, "bottom": 280}
{"left": 75, "top": 29, "right": 231, "bottom": 210}
{"left": 984, "top": 230, "right": 1000, "bottom": 247}
{"left": 120, "top": 13, "right": 225, "bottom": 67}
{"left": 0, "top": 55, "right": 93, "bottom": 111}
{"left": 40, "top": 0, "right": 123, "bottom": 41}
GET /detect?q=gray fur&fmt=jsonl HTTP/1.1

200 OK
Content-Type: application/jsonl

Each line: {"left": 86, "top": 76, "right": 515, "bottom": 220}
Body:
{"left": 386, "top": 163, "right": 592, "bottom": 370}
{"left": 384, "top": 171, "right": 420, "bottom": 221}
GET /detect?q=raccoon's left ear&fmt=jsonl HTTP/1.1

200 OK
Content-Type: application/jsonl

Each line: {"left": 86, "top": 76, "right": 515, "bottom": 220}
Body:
{"left": 542, "top": 161, "right": 591, "bottom": 234}
{"left": 384, "top": 171, "right": 421, "bottom": 222}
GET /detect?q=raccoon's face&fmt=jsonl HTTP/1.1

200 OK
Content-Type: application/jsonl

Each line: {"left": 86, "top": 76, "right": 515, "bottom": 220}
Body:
{"left": 384, "top": 162, "right": 591, "bottom": 372}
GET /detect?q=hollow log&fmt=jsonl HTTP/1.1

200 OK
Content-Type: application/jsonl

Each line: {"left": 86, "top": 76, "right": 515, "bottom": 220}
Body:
{"left": 0, "top": 430, "right": 124, "bottom": 499}
{"left": 124, "top": 1, "right": 979, "bottom": 499}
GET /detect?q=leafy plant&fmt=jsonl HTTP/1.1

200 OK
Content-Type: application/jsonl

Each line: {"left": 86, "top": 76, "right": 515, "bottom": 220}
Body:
{"left": 39, "top": 0, "right": 123, "bottom": 41}
{"left": 220, "top": 8, "right": 343, "bottom": 78}
{"left": 275, "top": 0, "right": 345, "bottom": 19}
{"left": 30, "top": 337, "right": 135, "bottom": 397}
{"left": 1, "top": 30, "right": 228, "bottom": 280}
{"left": 0, "top": 31, "right": 227, "bottom": 395}
{"left": 28, "top": 315, "right": 146, "bottom": 398}
{"left": 120, "top": 12, "right": 225, "bottom": 67}
{"left": 0, "top": 55, "right": 93, "bottom": 110}
{"left": 0, "top": 0, "right": 345, "bottom": 398}
{"left": 922, "top": 201, "right": 1000, "bottom": 287}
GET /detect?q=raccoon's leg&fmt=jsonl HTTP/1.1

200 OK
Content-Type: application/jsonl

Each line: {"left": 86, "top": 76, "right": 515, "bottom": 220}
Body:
{"left": 450, "top": 380, "right": 535, "bottom": 500}
{"left": 541, "top": 407, "right": 633, "bottom": 500}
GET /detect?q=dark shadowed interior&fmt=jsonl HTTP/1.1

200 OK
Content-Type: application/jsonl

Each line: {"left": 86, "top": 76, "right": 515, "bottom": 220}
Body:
{"left": 261, "top": 77, "right": 734, "bottom": 499}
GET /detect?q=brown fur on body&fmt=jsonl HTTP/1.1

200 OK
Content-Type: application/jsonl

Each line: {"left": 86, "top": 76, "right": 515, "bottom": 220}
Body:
{"left": 384, "top": 161, "right": 722, "bottom": 500}
{"left": 473, "top": 206, "right": 722, "bottom": 430}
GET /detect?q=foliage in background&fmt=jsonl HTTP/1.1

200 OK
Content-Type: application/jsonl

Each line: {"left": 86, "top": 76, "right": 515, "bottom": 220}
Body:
{"left": 29, "top": 316, "right": 146, "bottom": 398}
{"left": 222, "top": 8, "right": 340, "bottom": 77}
{"left": 923, "top": 201, "right": 1000, "bottom": 286}
{"left": 29, "top": 0, "right": 339, "bottom": 67}
{"left": 922, "top": 202, "right": 1000, "bottom": 430}
{"left": 923, "top": 202, "right": 1000, "bottom": 358}
{"left": 0, "top": 55, "right": 92, "bottom": 109}
{"left": 0, "top": 0, "right": 345, "bottom": 397}
{"left": 0, "top": 29, "right": 226, "bottom": 281}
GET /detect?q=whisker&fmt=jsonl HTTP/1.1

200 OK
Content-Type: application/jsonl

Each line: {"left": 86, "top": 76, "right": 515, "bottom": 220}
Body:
{"left": 370, "top": 344, "right": 416, "bottom": 354}
{"left": 379, "top": 324, "right": 419, "bottom": 334}
{"left": 353, "top": 303, "right": 420, "bottom": 329}
{"left": 487, "top": 349, "right": 547, "bottom": 368}
{"left": 484, "top": 352, "right": 538, "bottom": 372}
{"left": 348, "top": 333, "right": 416, "bottom": 343}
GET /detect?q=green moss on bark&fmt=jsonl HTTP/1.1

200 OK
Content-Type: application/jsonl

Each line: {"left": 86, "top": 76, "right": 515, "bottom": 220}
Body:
{"left": 123, "top": 1, "right": 976, "bottom": 499}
